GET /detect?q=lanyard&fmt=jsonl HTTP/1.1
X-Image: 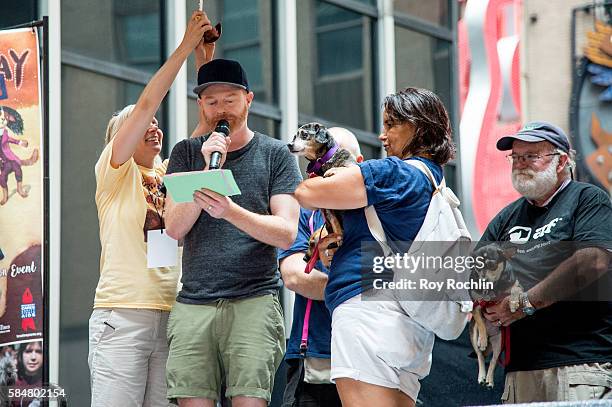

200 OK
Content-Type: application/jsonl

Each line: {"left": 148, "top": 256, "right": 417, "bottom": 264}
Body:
{"left": 300, "top": 210, "right": 322, "bottom": 354}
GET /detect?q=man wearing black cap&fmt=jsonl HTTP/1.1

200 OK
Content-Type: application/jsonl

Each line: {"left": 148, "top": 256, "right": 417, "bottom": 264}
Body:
{"left": 476, "top": 121, "right": 612, "bottom": 403}
{"left": 164, "top": 58, "right": 302, "bottom": 407}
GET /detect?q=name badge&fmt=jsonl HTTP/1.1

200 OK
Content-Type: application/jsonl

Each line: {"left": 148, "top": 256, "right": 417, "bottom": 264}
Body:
{"left": 147, "top": 229, "right": 178, "bottom": 268}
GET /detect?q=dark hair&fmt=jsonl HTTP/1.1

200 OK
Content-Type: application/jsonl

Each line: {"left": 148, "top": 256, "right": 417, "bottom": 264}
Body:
{"left": 383, "top": 87, "right": 455, "bottom": 165}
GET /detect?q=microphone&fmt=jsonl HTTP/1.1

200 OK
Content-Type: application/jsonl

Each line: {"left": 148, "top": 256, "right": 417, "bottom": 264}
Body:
{"left": 209, "top": 119, "right": 230, "bottom": 170}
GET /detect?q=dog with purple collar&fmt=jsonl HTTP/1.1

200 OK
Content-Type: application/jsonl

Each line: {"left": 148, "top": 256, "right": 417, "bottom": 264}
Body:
{"left": 287, "top": 122, "right": 358, "bottom": 261}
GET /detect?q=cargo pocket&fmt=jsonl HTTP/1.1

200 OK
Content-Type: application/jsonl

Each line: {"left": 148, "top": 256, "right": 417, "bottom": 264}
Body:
{"left": 567, "top": 366, "right": 612, "bottom": 401}
{"left": 88, "top": 309, "right": 116, "bottom": 385}
{"left": 89, "top": 309, "right": 115, "bottom": 349}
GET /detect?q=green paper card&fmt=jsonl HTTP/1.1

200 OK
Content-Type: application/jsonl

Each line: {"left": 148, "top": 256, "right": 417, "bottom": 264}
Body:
{"left": 164, "top": 169, "right": 241, "bottom": 203}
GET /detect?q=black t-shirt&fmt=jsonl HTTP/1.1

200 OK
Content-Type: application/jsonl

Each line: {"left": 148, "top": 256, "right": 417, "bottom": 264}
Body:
{"left": 481, "top": 181, "right": 612, "bottom": 371}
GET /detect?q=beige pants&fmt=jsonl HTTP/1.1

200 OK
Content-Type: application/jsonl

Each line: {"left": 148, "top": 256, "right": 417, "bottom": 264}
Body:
{"left": 88, "top": 308, "right": 171, "bottom": 407}
{"left": 502, "top": 362, "right": 612, "bottom": 403}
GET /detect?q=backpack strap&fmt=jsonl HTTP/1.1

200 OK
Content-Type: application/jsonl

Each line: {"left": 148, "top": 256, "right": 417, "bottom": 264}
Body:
{"left": 364, "top": 205, "right": 393, "bottom": 257}
{"left": 365, "top": 159, "right": 441, "bottom": 246}
{"left": 404, "top": 159, "right": 446, "bottom": 191}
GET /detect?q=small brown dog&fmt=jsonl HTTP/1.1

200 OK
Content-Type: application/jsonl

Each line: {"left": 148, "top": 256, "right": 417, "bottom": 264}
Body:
{"left": 287, "top": 122, "right": 357, "bottom": 261}
{"left": 469, "top": 244, "right": 521, "bottom": 388}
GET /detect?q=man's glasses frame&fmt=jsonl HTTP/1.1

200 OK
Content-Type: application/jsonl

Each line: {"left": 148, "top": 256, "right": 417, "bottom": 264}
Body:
{"left": 506, "top": 152, "right": 560, "bottom": 165}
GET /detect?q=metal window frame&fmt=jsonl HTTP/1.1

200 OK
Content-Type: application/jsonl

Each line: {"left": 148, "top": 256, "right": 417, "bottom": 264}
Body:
{"left": 322, "top": 0, "right": 378, "bottom": 18}
{"left": 316, "top": 17, "right": 363, "bottom": 33}
{"left": 62, "top": 51, "right": 154, "bottom": 85}
{"left": 393, "top": 10, "right": 453, "bottom": 41}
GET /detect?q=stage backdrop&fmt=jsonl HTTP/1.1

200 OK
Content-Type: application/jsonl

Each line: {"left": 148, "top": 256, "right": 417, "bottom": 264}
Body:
{"left": 0, "top": 27, "right": 44, "bottom": 352}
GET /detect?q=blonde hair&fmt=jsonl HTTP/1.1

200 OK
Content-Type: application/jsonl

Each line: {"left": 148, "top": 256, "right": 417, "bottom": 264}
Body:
{"left": 104, "top": 104, "right": 135, "bottom": 145}
{"left": 103, "top": 104, "right": 163, "bottom": 167}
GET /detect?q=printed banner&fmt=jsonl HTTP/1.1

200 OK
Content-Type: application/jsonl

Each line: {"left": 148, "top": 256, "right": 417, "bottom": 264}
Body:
{"left": 0, "top": 28, "right": 44, "bottom": 351}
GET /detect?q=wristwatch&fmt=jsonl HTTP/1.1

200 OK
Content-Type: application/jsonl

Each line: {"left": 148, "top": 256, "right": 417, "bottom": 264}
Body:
{"left": 519, "top": 292, "right": 536, "bottom": 315}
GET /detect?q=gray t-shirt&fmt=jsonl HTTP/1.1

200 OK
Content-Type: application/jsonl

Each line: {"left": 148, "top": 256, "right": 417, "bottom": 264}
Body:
{"left": 166, "top": 132, "right": 302, "bottom": 303}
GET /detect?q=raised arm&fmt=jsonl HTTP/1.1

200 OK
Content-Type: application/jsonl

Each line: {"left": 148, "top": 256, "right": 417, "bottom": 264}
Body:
{"left": 110, "top": 11, "right": 210, "bottom": 167}
{"left": 190, "top": 39, "right": 215, "bottom": 138}
{"left": 194, "top": 36, "right": 215, "bottom": 71}
{"left": 190, "top": 103, "right": 210, "bottom": 138}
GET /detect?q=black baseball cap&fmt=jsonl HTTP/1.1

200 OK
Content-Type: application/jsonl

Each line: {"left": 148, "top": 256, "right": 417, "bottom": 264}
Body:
{"left": 496, "top": 121, "right": 571, "bottom": 152}
{"left": 193, "top": 59, "right": 250, "bottom": 96}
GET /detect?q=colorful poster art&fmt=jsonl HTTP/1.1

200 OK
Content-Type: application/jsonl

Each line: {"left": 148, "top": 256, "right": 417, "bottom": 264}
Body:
{"left": 0, "top": 28, "right": 44, "bottom": 349}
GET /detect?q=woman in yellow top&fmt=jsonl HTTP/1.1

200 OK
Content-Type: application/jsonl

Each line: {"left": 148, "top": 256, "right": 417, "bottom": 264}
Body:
{"left": 88, "top": 11, "right": 213, "bottom": 407}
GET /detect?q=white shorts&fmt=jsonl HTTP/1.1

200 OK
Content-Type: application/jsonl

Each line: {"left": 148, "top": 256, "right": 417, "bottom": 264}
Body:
{"left": 330, "top": 295, "right": 435, "bottom": 401}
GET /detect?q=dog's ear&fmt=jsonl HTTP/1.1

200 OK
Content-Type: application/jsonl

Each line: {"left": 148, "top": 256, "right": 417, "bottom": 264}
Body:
{"left": 315, "top": 127, "right": 330, "bottom": 144}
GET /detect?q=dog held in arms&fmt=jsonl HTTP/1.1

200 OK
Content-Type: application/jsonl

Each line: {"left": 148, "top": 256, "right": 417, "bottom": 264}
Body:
{"left": 469, "top": 243, "right": 521, "bottom": 388}
{"left": 287, "top": 122, "right": 357, "bottom": 261}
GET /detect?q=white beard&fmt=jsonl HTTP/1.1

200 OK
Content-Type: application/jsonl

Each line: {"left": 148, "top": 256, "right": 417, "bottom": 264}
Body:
{"left": 512, "top": 156, "right": 560, "bottom": 201}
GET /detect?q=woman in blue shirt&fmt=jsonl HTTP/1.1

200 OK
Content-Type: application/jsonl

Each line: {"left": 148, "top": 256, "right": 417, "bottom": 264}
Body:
{"left": 295, "top": 87, "right": 455, "bottom": 407}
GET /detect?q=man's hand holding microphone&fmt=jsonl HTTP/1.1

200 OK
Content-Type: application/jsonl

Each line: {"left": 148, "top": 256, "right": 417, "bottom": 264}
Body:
{"left": 202, "top": 119, "right": 230, "bottom": 170}
{"left": 194, "top": 120, "right": 234, "bottom": 218}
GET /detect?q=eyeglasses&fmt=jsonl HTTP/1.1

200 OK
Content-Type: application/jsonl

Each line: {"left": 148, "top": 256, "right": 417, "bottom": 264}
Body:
{"left": 506, "top": 152, "right": 560, "bottom": 165}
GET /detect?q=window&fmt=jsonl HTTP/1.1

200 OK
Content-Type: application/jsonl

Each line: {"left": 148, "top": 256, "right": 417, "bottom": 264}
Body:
{"left": 0, "top": 0, "right": 37, "bottom": 29}
{"left": 297, "top": 1, "right": 376, "bottom": 132}
{"left": 394, "top": 0, "right": 450, "bottom": 27}
{"left": 62, "top": 0, "right": 163, "bottom": 73}
{"left": 394, "top": 26, "right": 452, "bottom": 114}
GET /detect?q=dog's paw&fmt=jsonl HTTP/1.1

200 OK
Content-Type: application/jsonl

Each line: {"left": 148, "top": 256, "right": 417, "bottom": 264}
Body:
{"left": 477, "top": 335, "right": 487, "bottom": 352}
{"left": 485, "top": 381, "right": 495, "bottom": 389}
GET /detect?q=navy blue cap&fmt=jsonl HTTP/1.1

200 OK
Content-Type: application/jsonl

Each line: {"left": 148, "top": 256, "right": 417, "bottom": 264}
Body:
{"left": 193, "top": 59, "right": 250, "bottom": 96}
{"left": 497, "top": 121, "right": 571, "bottom": 152}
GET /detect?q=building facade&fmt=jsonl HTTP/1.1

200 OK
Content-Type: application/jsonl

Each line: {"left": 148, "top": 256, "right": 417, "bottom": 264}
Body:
{"left": 2, "top": 1, "right": 459, "bottom": 405}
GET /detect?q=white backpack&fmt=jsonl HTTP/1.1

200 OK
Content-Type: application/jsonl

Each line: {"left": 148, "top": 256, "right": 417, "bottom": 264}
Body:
{"left": 364, "top": 159, "right": 473, "bottom": 340}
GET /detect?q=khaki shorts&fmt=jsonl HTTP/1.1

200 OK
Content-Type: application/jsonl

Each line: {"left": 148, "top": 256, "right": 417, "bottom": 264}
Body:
{"left": 166, "top": 294, "right": 285, "bottom": 403}
{"left": 88, "top": 308, "right": 170, "bottom": 407}
{"left": 502, "top": 362, "right": 612, "bottom": 403}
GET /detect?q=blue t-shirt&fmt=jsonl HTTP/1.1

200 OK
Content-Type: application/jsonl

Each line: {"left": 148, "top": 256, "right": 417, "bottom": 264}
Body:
{"left": 278, "top": 209, "right": 332, "bottom": 359}
{"left": 324, "top": 156, "right": 443, "bottom": 314}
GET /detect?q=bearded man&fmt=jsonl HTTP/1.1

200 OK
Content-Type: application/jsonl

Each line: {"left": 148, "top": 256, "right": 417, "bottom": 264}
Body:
{"left": 478, "top": 122, "right": 611, "bottom": 404}
{"left": 165, "top": 59, "right": 302, "bottom": 407}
